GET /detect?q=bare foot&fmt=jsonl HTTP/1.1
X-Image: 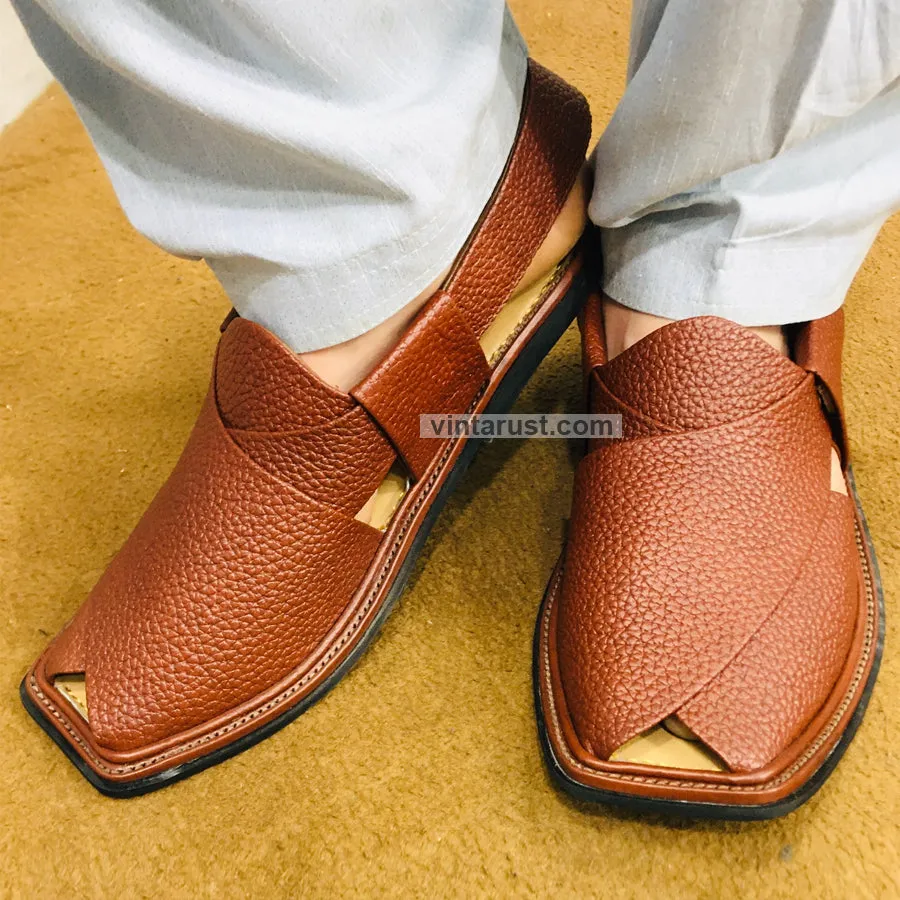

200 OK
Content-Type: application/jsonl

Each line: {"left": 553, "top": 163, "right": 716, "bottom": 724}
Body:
{"left": 602, "top": 297, "right": 788, "bottom": 360}
{"left": 601, "top": 295, "right": 846, "bottom": 495}
{"left": 301, "top": 170, "right": 590, "bottom": 392}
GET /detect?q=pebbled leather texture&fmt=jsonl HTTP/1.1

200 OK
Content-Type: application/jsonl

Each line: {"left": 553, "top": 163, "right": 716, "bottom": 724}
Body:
{"left": 352, "top": 291, "right": 490, "bottom": 480}
{"left": 46, "top": 384, "right": 385, "bottom": 750}
{"left": 30, "top": 59, "right": 592, "bottom": 762}
{"left": 554, "top": 297, "right": 861, "bottom": 774}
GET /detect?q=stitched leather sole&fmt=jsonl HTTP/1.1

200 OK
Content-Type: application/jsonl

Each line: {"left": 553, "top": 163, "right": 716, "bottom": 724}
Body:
{"left": 534, "top": 467, "right": 885, "bottom": 821}
{"left": 22, "top": 255, "right": 590, "bottom": 798}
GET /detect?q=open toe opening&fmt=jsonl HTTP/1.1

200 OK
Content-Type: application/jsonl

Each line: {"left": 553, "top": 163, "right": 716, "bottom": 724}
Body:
{"left": 608, "top": 716, "right": 726, "bottom": 772}
{"left": 54, "top": 674, "right": 89, "bottom": 721}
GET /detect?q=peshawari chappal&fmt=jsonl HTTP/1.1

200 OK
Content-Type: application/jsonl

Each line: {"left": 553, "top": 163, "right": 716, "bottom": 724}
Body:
{"left": 536, "top": 295, "right": 883, "bottom": 820}
{"left": 22, "top": 60, "right": 592, "bottom": 797}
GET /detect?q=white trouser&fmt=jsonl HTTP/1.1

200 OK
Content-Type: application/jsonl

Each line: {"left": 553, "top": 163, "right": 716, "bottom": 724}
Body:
{"left": 12, "top": 0, "right": 900, "bottom": 351}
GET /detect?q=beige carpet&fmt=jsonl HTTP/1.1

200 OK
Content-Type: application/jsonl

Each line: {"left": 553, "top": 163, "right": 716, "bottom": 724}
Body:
{"left": 1, "top": 2, "right": 898, "bottom": 897}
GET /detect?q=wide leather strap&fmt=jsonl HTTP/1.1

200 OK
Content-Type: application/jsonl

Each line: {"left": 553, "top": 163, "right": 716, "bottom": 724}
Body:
{"left": 230, "top": 405, "right": 396, "bottom": 513}
{"left": 45, "top": 331, "right": 388, "bottom": 751}
{"left": 581, "top": 295, "right": 849, "bottom": 454}
{"left": 676, "top": 492, "right": 859, "bottom": 771}
{"left": 352, "top": 292, "right": 490, "bottom": 480}
{"left": 444, "top": 60, "right": 591, "bottom": 338}
{"left": 559, "top": 382, "right": 858, "bottom": 770}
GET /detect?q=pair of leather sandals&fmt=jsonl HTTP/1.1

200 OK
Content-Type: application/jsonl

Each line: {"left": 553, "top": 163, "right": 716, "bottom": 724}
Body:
{"left": 22, "top": 61, "right": 883, "bottom": 820}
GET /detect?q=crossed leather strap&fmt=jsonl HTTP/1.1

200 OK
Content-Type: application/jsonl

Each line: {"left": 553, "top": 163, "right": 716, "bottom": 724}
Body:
{"left": 557, "top": 302, "right": 860, "bottom": 772}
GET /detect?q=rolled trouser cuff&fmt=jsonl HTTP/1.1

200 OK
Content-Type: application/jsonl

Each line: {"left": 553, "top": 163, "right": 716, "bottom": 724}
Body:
{"left": 212, "top": 11, "right": 528, "bottom": 353}
{"left": 601, "top": 211, "right": 883, "bottom": 327}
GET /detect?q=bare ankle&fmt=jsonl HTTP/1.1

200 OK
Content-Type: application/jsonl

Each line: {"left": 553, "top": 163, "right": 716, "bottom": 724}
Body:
{"left": 601, "top": 296, "right": 788, "bottom": 359}
{"left": 301, "top": 169, "right": 590, "bottom": 392}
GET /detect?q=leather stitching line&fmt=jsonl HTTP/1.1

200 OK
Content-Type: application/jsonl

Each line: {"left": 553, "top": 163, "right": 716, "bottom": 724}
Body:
{"left": 30, "top": 414, "right": 467, "bottom": 776}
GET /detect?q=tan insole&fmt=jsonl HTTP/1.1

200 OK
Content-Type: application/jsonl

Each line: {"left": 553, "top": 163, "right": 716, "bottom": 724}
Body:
{"left": 354, "top": 463, "right": 409, "bottom": 530}
{"left": 610, "top": 717, "right": 725, "bottom": 772}
{"left": 479, "top": 268, "right": 559, "bottom": 364}
{"left": 55, "top": 260, "right": 570, "bottom": 723}
{"left": 55, "top": 674, "right": 89, "bottom": 720}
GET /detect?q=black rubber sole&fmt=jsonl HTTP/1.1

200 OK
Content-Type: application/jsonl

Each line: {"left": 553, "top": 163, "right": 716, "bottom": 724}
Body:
{"left": 534, "top": 466, "right": 886, "bottom": 822}
{"left": 22, "top": 265, "right": 590, "bottom": 798}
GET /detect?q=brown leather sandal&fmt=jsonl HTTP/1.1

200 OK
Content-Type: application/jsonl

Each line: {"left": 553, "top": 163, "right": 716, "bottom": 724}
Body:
{"left": 22, "top": 60, "right": 592, "bottom": 796}
{"left": 535, "top": 294, "right": 884, "bottom": 820}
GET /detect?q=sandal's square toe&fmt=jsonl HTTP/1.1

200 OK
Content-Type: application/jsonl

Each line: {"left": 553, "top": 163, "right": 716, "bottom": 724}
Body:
{"left": 537, "top": 299, "right": 882, "bottom": 817}
{"left": 30, "top": 318, "right": 390, "bottom": 759}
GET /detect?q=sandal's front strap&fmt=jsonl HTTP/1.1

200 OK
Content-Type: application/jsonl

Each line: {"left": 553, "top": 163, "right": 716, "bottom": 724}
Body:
{"left": 676, "top": 492, "right": 859, "bottom": 772}
{"left": 46, "top": 390, "right": 383, "bottom": 752}
{"left": 556, "top": 313, "right": 858, "bottom": 771}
